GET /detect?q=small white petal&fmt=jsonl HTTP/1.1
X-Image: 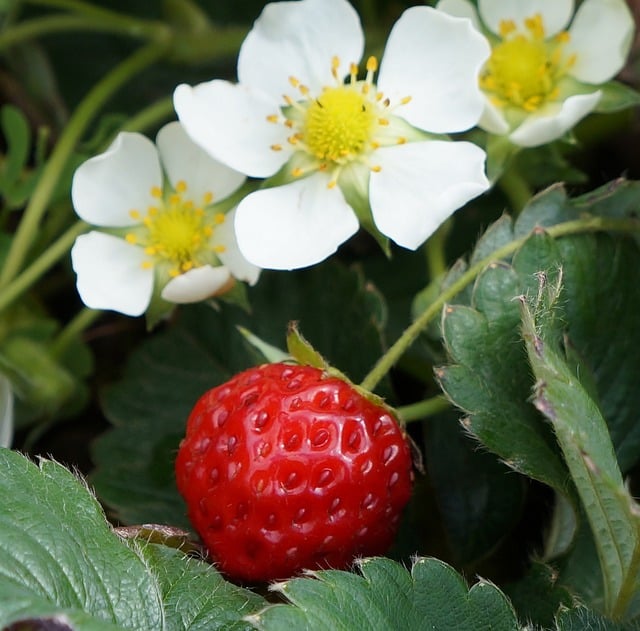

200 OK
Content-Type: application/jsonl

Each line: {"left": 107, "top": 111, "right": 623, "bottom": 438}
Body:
{"left": 71, "top": 133, "right": 161, "bottom": 227}
{"left": 378, "top": 7, "right": 490, "bottom": 133}
{"left": 71, "top": 232, "right": 153, "bottom": 316}
{"left": 238, "top": 0, "right": 364, "bottom": 98}
{"left": 370, "top": 141, "right": 489, "bottom": 250}
{"left": 156, "top": 122, "right": 246, "bottom": 203}
{"left": 174, "top": 81, "right": 290, "bottom": 178}
{"left": 161, "top": 265, "right": 232, "bottom": 303}
{"left": 212, "top": 208, "right": 261, "bottom": 285}
{"left": 0, "top": 375, "right": 14, "bottom": 449}
{"left": 509, "top": 91, "right": 601, "bottom": 147}
{"left": 478, "top": 99, "right": 510, "bottom": 135}
{"left": 479, "top": 0, "right": 573, "bottom": 36}
{"left": 567, "top": 0, "right": 634, "bottom": 84}
{"left": 435, "top": 0, "right": 481, "bottom": 29}
{"left": 234, "top": 174, "right": 359, "bottom": 270}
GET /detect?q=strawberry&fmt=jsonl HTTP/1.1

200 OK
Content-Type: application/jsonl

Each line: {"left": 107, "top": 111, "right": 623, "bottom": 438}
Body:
{"left": 175, "top": 362, "right": 414, "bottom": 583}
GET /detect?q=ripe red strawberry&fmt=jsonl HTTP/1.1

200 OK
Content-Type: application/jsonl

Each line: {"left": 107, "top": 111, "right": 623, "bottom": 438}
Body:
{"left": 175, "top": 362, "right": 414, "bottom": 583}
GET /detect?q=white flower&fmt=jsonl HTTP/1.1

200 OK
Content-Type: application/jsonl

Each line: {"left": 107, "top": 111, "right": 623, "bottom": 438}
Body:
{"left": 71, "top": 122, "right": 260, "bottom": 317}
{"left": 0, "top": 374, "right": 14, "bottom": 449}
{"left": 437, "top": 0, "right": 635, "bottom": 147}
{"left": 174, "top": 0, "right": 491, "bottom": 270}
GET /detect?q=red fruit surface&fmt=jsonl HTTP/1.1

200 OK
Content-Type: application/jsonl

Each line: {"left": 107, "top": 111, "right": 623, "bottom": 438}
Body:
{"left": 175, "top": 362, "right": 414, "bottom": 583}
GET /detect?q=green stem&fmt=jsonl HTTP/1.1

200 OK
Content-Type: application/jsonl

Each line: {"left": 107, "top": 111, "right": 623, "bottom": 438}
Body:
{"left": 0, "top": 14, "right": 166, "bottom": 50}
{"left": 0, "top": 40, "right": 169, "bottom": 289}
{"left": 360, "top": 216, "right": 640, "bottom": 393}
{"left": 499, "top": 164, "right": 533, "bottom": 214}
{"left": 396, "top": 395, "right": 451, "bottom": 423}
{"left": 22, "top": 0, "right": 167, "bottom": 36}
{"left": 0, "top": 221, "right": 88, "bottom": 314}
{"left": 425, "top": 219, "right": 451, "bottom": 281}
{"left": 50, "top": 306, "right": 100, "bottom": 359}
{"left": 118, "top": 96, "right": 174, "bottom": 135}
{"left": 358, "top": 0, "right": 378, "bottom": 27}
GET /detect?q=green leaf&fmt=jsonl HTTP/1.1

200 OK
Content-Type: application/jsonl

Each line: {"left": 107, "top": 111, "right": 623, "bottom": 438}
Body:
{"left": 0, "top": 105, "right": 30, "bottom": 187}
{"left": 138, "top": 544, "right": 265, "bottom": 631}
{"left": 0, "top": 448, "right": 265, "bottom": 630}
{"left": 436, "top": 250, "right": 570, "bottom": 493}
{"left": 425, "top": 412, "right": 525, "bottom": 565}
{"left": 247, "top": 557, "right": 522, "bottom": 631}
{"left": 0, "top": 336, "right": 76, "bottom": 415}
{"left": 505, "top": 562, "right": 574, "bottom": 629}
{"left": 236, "top": 326, "right": 290, "bottom": 364}
{"left": 0, "top": 448, "right": 163, "bottom": 629}
{"left": 554, "top": 605, "right": 640, "bottom": 630}
{"left": 286, "top": 321, "right": 328, "bottom": 369}
{"left": 438, "top": 181, "right": 640, "bottom": 494}
{"left": 91, "top": 262, "right": 388, "bottom": 527}
{"left": 595, "top": 81, "right": 640, "bottom": 113}
{"left": 520, "top": 275, "right": 640, "bottom": 620}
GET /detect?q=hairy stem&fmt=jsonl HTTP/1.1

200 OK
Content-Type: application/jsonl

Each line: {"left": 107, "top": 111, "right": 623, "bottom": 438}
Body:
{"left": 360, "top": 216, "right": 640, "bottom": 392}
{"left": 396, "top": 395, "right": 451, "bottom": 423}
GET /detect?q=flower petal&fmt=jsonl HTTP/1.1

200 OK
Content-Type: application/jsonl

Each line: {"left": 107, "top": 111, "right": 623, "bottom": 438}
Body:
{"left": 509, "top": 90, "right": 601, "bottom": 147}
{"left": 174, "top": 80, "right": 289, "bottom": 178}
{"left": 567, "top": 0, "right": 634, "bottom": 84}
{"left": 370, "top": 141, "right": 489, "bottom": 250}
{"left": 161, "top": 265, "right": 232, "bottom": 303}
{"left": 0, "top": 374, "right": 14, "bottom": 449}
{"left": 212, "top": 208, "right": 261, "bottom": 285}
{"left": 71, "top": 133, "right": 161, "bottom": 227}
{"left": 378, "top": 7, "right": 489, "bottom": 133}
{"left": 234, "top": 174, "right": 359, "bottom": 270}
{"left": 478, "top": 0, "right": 573, "bottom": 36}
{"left": 238, "top": 0, "right": 364, "bottom": 99}
{"left": 71, "top": 231, "right": 153, "bottom": 316}
{"left": 479, "top": 99, "right": 510, "bottom": 135}
{"left": 156, "top": 122, "right": 246, "bottom": 203}
{"left": 435, "top": 0, "right": 481, "bottom": 29}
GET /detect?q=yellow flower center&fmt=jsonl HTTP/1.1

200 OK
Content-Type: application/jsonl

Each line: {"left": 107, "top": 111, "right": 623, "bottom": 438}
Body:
{"left": 267, "top": 56, "right": 412, "bottom": 187}
{"left": 480, "top": 14, "right": 576, "bottom": 112}
{"left": 304, "top": 87, "right": 375, "bottom": 162}
{"left": 126, "top": 181, "right": 225, "bottom": 277}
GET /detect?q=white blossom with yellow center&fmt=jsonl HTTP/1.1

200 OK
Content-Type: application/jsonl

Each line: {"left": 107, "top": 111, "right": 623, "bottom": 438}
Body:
{"left": 70, "top": 122, "right": 260, "bottom": 316}
{"left": 437, "top": 0, "right": 634, "bottom": 147}
{"left": 174, "top": 0, "right": 491, "bottom": 270}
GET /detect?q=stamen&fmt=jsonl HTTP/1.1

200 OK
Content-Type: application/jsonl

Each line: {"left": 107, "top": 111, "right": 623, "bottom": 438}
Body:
{"left": 481, "top": 13, "right": 573, "bottom": 113}
{"left": 499, "top": 19, "right": 516, "bottom": 38}
{"left": 151, "top": 186, "right": 162, "bottom": 198}
{"left": 331, "top": 56, "right": 340, "bottom": 79}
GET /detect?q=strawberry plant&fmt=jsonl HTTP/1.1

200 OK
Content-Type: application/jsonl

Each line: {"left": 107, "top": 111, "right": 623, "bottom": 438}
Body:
{"left": 2, "top": 0, "right": 640, "bottom": 629}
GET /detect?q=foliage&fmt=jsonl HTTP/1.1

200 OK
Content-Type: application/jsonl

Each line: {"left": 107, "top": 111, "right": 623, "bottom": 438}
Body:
{"left": 1, "top": 0, "right": 640, "bottom": 628}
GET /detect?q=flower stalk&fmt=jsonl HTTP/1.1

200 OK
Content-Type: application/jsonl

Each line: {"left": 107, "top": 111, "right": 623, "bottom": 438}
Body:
{"left": 360, "top": 215, "right": 640, "bottom": 393}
